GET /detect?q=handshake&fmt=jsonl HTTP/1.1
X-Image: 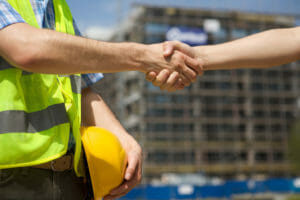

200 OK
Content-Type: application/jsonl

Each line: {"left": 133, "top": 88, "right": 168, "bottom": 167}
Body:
{"left": 140, "top": 41, "right": 204, "bottom": 92}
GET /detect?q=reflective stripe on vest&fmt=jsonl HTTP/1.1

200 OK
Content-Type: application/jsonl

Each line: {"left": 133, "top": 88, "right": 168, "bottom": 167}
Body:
{"left": 1, "top": 0, "right": 83, "bottom": 176}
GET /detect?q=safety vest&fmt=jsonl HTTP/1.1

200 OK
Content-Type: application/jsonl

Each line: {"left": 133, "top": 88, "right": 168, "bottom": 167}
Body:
{"left": 0, "top": 0, "right": 84, "bottom": 177}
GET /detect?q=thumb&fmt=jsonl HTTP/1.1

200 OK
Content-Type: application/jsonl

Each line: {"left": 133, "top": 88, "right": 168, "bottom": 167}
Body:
{"left": 163, "top": 41, "right": 195, "bottom": 58}
{"left": 163, "top": 41, "right": 175, "bottom": 57}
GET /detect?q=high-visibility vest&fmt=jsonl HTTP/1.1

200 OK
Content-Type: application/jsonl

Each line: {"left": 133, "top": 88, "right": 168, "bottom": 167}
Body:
{"left": 0, "top": 0, "right": 84, "bottom": 177}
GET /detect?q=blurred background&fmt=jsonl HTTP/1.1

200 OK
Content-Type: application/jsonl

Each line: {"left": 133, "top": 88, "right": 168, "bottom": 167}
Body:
{"left": 67, "top": 1, "right": 300, "bottom": 199}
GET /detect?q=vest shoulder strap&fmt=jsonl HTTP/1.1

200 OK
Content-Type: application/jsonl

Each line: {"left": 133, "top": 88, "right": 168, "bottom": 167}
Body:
{"left": 6, "top": 0, "right": 39, "bottom": 28}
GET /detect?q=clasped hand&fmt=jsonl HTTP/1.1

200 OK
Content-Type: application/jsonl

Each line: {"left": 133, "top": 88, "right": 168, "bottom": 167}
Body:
{"left": 145, "top": 41, "right": 203, "bottom": 92}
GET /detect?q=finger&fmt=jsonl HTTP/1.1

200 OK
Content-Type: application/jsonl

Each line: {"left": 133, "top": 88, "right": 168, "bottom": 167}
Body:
{"left": 168, "top": 78, "right": 185, "bottom": 92}
{"left": 104, "top": 190, "right": 129, "bottom": 200}
{"left": 124, "top": 152, "right": 139, "bottom": 181}
{"left": 174, "top": 53, "right": 196, "bottom": 82}
{"left": 184, "top": 56, "right": 203, "bottom": 75}
{"left": 145, "top": 71, "right": 157, "bottom": 82}
{"left": 109, "top": 164, "right": 141, "bottom": 197}
{"left": 152, "top": 69, "right": 170, "bottom": 87}
{"left": 181, "top": 65, "right": 197, "bottom": 83}
{"left": 179, "top": 75, "right": 191, "bottom": 87}
{"left": 172, "top": 81, "right": 185, "bottom": 91}
{"left": 160, "top": 71, "right": 179, "bottom": 91}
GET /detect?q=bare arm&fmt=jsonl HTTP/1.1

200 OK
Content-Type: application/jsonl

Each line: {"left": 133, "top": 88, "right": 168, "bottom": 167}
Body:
{"left": 0, "top": 23, "right": 200, "bottom": 82}
{"left": 81, "top": 88, "right": 142, "bottom": 200}
{"left": 163, "top": 27, "right": 300, "bottom": 70}
{"left": 196, "top": 27, "right": 300, "bottom": 70}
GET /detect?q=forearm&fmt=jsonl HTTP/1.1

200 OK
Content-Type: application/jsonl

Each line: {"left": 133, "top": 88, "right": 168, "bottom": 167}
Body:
{"left": 196, "top": 27, "right": 300, "bottom": 70}
{"left": 0, "top": 23, "right": 145, "bottom": 74}
{"left": 81, "top": 88, "right": 129, "bottom": 140}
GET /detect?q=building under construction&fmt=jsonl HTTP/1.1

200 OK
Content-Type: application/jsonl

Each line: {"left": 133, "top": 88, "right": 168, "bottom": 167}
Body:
{"left": 95, "top": 4, "right": 300, "bottom": 181}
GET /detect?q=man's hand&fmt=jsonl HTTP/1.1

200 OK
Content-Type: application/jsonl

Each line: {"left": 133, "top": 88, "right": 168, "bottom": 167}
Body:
{"left": 104, "top": 134, "right": 142, "bottom": 200}
{"left": 145, "top": 41, "right": 203, "bottom": 92}
{"left": 142, "top": 43, "right": 202, "bottom": 90}
{"left": 81, "top": 88, "right": 143, "bottom": 200}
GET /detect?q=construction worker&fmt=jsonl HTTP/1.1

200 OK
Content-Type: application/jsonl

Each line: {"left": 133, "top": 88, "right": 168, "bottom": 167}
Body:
{"left": 0, "top": 0, "right": 202, "bottom": 200}
{"left": 146, "top": 27, "right": 300, "bottom": 90}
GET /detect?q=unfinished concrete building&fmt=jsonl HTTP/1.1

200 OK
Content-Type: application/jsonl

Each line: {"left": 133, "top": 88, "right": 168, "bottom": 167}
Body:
{"left": 95, "top": 4, "right": 300, "bottom": 181}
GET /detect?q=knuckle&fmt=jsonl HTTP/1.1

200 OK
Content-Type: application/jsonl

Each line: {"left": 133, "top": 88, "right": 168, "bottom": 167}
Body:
{"left": 191, "top": 72, "right": 197, "bottom": 80}
{"left": 178, "top": 53, "right": 185, "bottom": 60}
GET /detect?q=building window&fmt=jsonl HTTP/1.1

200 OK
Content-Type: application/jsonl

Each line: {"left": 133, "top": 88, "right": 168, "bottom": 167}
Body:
{"left": 145, "top": 34, "right": 165, "bottom": 44}
{"left": 269, "top": 97, "right": 280, "bottom": 105}
{"left": 203, "top": 124, "right": 219, "bottom": 134}
{"left": 252, "top": 97, "right": 265, "bottom": 104}
{"left": 171, "top": 95, "right": 189, "bottom": 103}
{"left": 255, "top": 152, "right": 268, "bottom": 162}
{"left": 251, "top": 82, "right": 264, "bottom": 91}
{"left": 273, "top": 152, "right": 284, "bottom": 162}
{"left": 147, "top": 108, "right": 167, "bottom": 117}
{"left": 231, "top": 28, "right": 247, "bottom": 39}
{"left": 171, "top": 123, "right": 194, "bottom": 132}
{"left": 253, "top": 110, "right": 265, "bottom": 118}
{"left": 173, "top": 152, "right": 195, "bottom": 164}
{"left": 171, "top": 109, "right": 184, "bottom": 117}
{"left": 254, "top": 124, "right": 267, "bottom": 132}
{"left": 270, "top": 111, "right": 281, "bottom": 118}
{"left": 146, "top": 123, "right": 168, "bottom": 132}
{"left": 204, "top": 152, "right": 220, "bottom": 163}
{"left": 148, "top": 95, "right": 171, "bottom": 103}
{"left": 251, "top": 69, "right": 263, "bottom": 76}
{"left": 145, "top": 23, "right": 169, "bottom": 34}
{"left": 218, "top": 82, "right": 232, "bottom": 90}
{"left": 147, "top": 151, "right": 169, "bottom": 163}
{"left": 202, "top": 81, "right": 217, "bottom": 89}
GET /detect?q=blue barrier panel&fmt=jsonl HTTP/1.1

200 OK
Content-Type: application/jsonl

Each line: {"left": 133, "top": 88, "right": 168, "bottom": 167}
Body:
{"left": 224, "top": 180, "right": 249, "bottom": 197}
{"left": 253, "top": 180, "right": 268, "bottom": 193}
{"left": 118, "top": 178, "right": 299, "bottom": 200}
{"left": 196, "top": 185, "right": 225, "bottom": 198}
{"left": 175, "top": 185, "right": 197, "bottom": 199}
{"left": 119, "top": 187, "right": 145, "bottom": 200}
{"left": 145, "top": 185, "right": 176, "bottom": 200}
{"left": 265, "top": 178, "right": 293, "bottom": 193}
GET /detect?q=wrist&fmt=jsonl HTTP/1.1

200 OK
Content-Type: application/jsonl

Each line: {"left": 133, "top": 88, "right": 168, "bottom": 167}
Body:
{"left": 194, "top": 46, "right": 210, "bottom": 71}
{"left": 127, "top": 43, "right": 149, "bottom": 72}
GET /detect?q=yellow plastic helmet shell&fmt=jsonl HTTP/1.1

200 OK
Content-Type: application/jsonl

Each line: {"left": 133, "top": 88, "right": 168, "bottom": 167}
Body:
{"left": 81, "top": 126, "right": 127, "bottom": 199}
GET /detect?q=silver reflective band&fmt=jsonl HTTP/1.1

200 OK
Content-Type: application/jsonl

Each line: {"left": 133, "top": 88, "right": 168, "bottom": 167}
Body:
{"left": 70, "top": 75, "right": 81, "bottom": 94}
{"left": 0, "top": 103, "right": 69, "bottom": 134}
{"left": 59, "top": 74, "right": 81, "bottom": 94}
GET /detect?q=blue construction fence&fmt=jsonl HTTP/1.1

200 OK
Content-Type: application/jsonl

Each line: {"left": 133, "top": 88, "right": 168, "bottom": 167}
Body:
{"left": 119, "top": 178, "right": 300, "bottom": 200}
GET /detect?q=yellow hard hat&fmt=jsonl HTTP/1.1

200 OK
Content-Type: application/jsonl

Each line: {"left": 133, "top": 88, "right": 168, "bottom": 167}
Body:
{"left": 81, "top": 126, "right": 127, "bottom": 199}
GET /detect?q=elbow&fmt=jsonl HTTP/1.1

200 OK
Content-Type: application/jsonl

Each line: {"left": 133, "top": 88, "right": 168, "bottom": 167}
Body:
{"left": 10, "top": 49, "right": 38, "bottom": 71}
{"left": 0, "top": 23, "right": 47, "bottom": 72}
{"left": 5, "top": 33, "right": 44, "bottom": 72}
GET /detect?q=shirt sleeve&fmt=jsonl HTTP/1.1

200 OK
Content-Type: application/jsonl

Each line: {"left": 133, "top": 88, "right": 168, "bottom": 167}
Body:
{"left": 0, "top": 0, "right": 25, "bottom": 30}
{"left": 81, "top": 73, "right": 104, "bottom": 89}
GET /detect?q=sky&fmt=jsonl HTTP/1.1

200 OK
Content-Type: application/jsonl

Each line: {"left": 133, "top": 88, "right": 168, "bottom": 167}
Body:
{"left": 66, "top": 0, "right": 300, "bottom": 39}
